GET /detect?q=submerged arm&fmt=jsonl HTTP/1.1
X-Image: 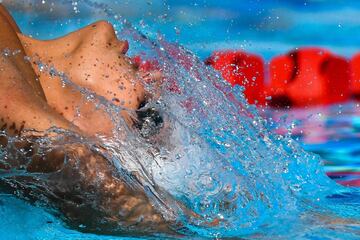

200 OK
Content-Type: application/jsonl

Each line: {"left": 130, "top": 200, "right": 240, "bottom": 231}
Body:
{"left": 1, "top": 139, "right": 172, "bottom": 235}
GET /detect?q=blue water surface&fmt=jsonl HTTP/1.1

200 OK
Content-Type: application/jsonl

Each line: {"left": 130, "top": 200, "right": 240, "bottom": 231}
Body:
{"left": 10, "top": 0, "right": 360, "bottom": 59}
{"left": 1, "top": 0, "right": 360, "bottom": 239}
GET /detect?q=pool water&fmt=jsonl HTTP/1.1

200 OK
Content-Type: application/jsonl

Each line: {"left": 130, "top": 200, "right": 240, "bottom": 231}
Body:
{"left": 0, "top": 195, "right": 140, "bottom": 240}
{"left": 269, "top": 102, "right": 360, "bottom": 187}
{"left": 1, "top": 103, "right": 360, "bottom": 240}
{"left": 10, "top": 0, "right": 360, "bottom": 59}
{"left": 1, "top": 0, "right": 360, "bottom": 239}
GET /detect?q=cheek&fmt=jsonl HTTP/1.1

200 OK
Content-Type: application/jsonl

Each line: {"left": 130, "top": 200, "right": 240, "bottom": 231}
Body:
{"left": 67, "top": 48, "right": 144, "bottom": 108}
{"left": 72, "top": 54, "right": 118, "bottom": 84}
{"left": 116, "top": 77, "right": 145, "bottom": 109}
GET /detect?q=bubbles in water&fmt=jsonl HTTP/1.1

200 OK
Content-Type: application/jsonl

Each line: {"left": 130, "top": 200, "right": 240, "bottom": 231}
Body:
{"left": 0, "top": 0, "right": 359, "bottom": 239}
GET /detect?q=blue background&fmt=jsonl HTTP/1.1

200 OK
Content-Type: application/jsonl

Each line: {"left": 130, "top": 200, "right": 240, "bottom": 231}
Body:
{"left": 8, "top": 0, "right": 360, "bottom": 60}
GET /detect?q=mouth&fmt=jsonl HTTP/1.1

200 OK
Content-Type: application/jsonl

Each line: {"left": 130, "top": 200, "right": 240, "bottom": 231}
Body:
{"left": 135, "top": 106, "right": 164, "bottom": 138}
{"left": 119, "top": 40, "right": 129, "bottom": 54}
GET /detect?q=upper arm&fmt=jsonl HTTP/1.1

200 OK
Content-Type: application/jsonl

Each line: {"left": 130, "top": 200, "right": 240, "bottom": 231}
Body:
{"left": 0, "top": 4, "right": 21, "bottom": 33}
{"left": 0, "top": 5, "right": 45, "bottom": 98}
{"left": 0, "top": 7, "right": 78, "bottom": 135}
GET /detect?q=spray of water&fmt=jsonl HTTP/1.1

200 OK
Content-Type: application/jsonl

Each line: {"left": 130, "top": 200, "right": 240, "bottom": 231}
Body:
{"left": 1, "top": 0, "right": 359, "bottom": 238}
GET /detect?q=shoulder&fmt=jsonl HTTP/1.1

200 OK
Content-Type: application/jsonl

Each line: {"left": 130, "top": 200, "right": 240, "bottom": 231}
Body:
{"left": 0, "top": 4, "right": 21, "bottom": 33}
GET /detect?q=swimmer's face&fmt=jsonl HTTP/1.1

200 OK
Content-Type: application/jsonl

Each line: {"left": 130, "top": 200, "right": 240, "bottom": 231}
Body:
{"left": 21, "top": 20, "right": 146, "bottom": 110}
{"left": 61, "top": 21, "right": 146, "bottom": 109}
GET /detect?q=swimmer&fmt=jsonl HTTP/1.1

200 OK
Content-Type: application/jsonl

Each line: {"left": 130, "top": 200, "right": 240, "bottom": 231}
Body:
{"left": 0, "top": 3, "right": 176, "bottom": 235}
{"left": 0, "top": 5, "right": 160, "bottom": 136}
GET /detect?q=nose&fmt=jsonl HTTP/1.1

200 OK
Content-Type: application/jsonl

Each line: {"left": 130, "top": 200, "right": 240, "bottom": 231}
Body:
{"left": 90, "top": 21, "right": 129, "bottom": 55}
{"left": 89, "top": 20, "right": 118, "bottom": 45}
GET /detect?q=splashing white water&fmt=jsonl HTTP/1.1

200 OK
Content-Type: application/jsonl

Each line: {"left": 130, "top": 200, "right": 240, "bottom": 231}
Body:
{"left": 1, "top": 1, "right": 360, "bottom": 239}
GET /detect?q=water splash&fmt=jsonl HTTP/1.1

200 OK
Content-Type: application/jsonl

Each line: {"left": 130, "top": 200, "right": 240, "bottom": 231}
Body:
{"left": 1, "top": 0, "right": 360, "bottom": 239}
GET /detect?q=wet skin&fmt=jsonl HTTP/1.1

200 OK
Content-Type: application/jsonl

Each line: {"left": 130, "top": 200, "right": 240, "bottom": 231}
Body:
{"left": 0, "top": 4, "right": 173, "bottom": 234}
{"left": 0, "top": 4, "right": 75, "bottom": 136}
{"left": 1, "top": 4, "right": 155, "bottom": 137}
{"left": 18, "top": 21, "right": 148, "bottom": 136}
{"left": 0, "top": 4, "right": 217, "bottom": 234}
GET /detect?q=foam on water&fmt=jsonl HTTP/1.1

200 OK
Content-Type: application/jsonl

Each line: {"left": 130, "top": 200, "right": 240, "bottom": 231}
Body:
{"left": 1, "top": 1, "right": 360, "bottom": 239}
